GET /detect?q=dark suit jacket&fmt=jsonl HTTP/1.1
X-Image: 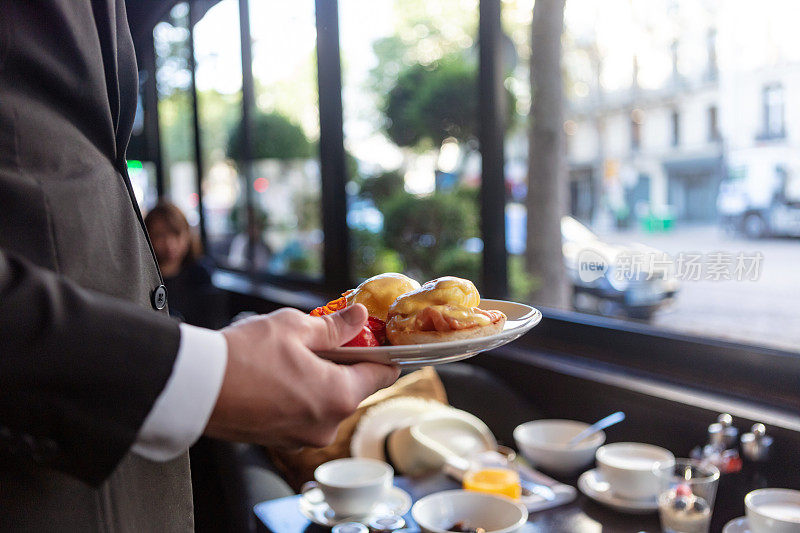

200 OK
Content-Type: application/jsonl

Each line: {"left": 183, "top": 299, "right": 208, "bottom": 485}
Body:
{"left": 0, "top": 1, "right": 193, "bottom": 530}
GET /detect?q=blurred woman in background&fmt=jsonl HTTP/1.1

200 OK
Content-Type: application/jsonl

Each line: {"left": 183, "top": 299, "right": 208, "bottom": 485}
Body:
{"left": 145, "top": 201, "right": 226, "bottom": 329}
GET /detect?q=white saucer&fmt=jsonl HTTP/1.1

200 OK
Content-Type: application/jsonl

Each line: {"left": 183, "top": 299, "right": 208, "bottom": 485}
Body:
{"left": 318, "top": 300, "right": 541, "bottom": 369}
{"left": 577, "top": 469, "right": 658, "bottom": 514}
{"left": 298, "top": 486, "right": 412, "bottom": 527}
{"left": 723, "top": 516, "right": 750, "bottom": 533}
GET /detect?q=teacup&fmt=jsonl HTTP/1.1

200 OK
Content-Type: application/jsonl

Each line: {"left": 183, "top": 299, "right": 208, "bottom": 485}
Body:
{"left": 745, "top": 488, "right": 800, "bottom": 533}
{"left": 302, "top": 458, "right": 393, "bottom": 516}
{"left": 596, "top": 442, "right": 675, "bottom": 501}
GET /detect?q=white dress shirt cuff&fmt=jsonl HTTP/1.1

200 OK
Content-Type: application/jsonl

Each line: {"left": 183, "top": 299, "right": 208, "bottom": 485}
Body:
{"left": 131, "top": 323, "right": 228, "bottom": 462}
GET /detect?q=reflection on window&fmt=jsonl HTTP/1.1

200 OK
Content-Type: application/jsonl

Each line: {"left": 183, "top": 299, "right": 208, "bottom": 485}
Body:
{"left": 154, "top": 2, "right": 199, "bottom": 225}
{"left": 341, "top": 0, "right": 484, "bottom": 285}
{"left": 193, "top": 0, "right": 246, "bottom": 267}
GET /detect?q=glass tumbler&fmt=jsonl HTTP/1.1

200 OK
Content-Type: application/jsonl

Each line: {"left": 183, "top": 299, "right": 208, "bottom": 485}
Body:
{"left": 654, "top": 459, "right": 720, "bottom": 533}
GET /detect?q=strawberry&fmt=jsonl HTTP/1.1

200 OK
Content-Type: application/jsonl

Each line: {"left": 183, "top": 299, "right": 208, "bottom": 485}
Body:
{"left": 344, "top": 326, "right": 380, "bottom": 347}
{"left": 367, "top": 317, "right": 387, "bottom": 345}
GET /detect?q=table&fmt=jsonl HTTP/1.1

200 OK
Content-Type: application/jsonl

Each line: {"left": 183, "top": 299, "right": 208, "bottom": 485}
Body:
{"left": 255, "top": 472, "right": 675, "bottom": 533}
{"left": 255, "top": 466, "right": 761, "bottom": 532}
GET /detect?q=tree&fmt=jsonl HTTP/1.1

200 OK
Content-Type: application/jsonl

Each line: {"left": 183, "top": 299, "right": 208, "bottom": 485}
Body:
{"left": 357, "top": 170, "right": 405, "bottom": 208}
{"left": 526, "top": 0, "right": 569, "bottom": 308}
{"left": 226, "top": 111, "right": 312, "bottom": 161}
{"left": 384, "top": 55, "right": 515, "bottom": 150}
{"left": 381, "top": 190, "right": 478, "bottom": 279}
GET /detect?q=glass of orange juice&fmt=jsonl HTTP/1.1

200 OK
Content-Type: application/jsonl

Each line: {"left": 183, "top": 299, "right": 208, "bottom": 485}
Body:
{"left": 462, "top": 467, "right": 522, "bottom": 500}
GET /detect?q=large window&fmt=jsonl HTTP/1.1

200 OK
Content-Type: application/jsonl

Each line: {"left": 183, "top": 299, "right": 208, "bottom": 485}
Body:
{"left": 154, "top": 3, "right": 199, "bottom": 224}
{"left": 502, "top": 0, "right": 800, "bottom": 352}
{"left": 247, "top": 0, "right": 323, "bottom": 278}
{"left": 145, "top": 0, "right": 800, "bottom": 356}
{"left": 192, "top": 0, "right": 246, "bottom": 266}
{"left": 340, "top": 0, "right": 482, "bottom": 285}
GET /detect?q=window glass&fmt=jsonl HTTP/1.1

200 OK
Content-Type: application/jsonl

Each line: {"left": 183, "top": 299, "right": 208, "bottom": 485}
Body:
{"left": 154, "top": 3, "right": 198, "bottom": 224}
{"left": 763, "top": 84, "right": 785, "bottom": 139}
{"left": 503, "top": 0, "right": 800, "bottom": 352}
{"left": 192, "top": 0, "right": 247, "bottom": 267}
{"left": 246, "top": 0, "right": 322, "bottom": 278}
{"left": 341, "top": 0, "right": 482, "bottom": 286}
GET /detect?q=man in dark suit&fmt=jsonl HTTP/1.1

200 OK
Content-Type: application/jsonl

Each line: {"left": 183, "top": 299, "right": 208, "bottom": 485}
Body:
{"left": 0, "top": 1, "right": 398, "bottom": 530}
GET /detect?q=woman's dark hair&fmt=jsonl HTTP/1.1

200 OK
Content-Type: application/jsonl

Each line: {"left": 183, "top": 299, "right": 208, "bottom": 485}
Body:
{"left": 144, "top": 201, "right": 202, "bottom": 266}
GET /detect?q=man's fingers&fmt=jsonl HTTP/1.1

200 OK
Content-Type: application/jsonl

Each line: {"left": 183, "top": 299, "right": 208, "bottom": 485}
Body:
{"left": 342, "top": 362, "right": 400, "bottom": 403}
{"left": 304, "top": 303, "right": 368, "bottom": 350}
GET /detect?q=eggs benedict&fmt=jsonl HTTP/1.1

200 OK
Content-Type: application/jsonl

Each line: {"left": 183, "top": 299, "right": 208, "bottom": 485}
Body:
{"left": 385, "top": 276, "right": 506, "bottom": 345}
{"left": 345, "top": 272, "right": 421, "bottom": 321}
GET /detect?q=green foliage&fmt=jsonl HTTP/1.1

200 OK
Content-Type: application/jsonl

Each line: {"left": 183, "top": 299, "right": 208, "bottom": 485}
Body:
{"left": 509, "top": 254, "right": 540, "bottom": 302}
{"left": 358, "top": 171, "right": 405, "bottom": 208}
{"left": 381, "top": 190, "right": 478, "bottom": 278}
{"left": 197, "top": 90, "right": 242, "bottom": 165}
{"left": 227, "top": 112, "right": 312, "bottom": 161}
{"left": 384, "top": 55, "right": 516, "bottom": 149}
{"left": 158, "top": 90, "right": 194, "bottom": 163}
{"left": 433, "top": 247, "right": 480, "bottom": 281}
{"left": 367, "top": 0, "right": 478, "bottom": 96}
{"left": 351, "top": 229, "right": 404, "bottom": 280}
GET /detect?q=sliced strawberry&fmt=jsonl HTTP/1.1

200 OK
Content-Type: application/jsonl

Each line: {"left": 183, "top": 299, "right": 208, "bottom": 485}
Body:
{"left": 344, "top": 325, "right": 380, "bottom": 347}
{"left": 367, "top": 317, "right": 387, "bottom": 345}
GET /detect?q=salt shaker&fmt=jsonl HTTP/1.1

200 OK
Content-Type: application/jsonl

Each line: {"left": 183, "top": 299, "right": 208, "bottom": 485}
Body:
{"left": 693, "top": 413, "right": 742, "bottom": 473}
{"left": 741, "top": 423, "right": 773, "bottom": 462}
{"left": 708, "top": 413, "right": 739, "bottom": 449}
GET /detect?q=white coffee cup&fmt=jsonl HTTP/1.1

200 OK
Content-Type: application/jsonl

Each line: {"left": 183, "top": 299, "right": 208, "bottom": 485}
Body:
{"left": 302, "top": 458, "right": 393, "bottom": 517}
{"left": 745, "top": 488, "right": 800, "bottom": 533}
{"left": 596, "top": 442, "right": 675, "bottom": 501}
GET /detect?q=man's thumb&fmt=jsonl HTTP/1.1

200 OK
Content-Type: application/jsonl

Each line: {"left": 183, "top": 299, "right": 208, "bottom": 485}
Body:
{"left": 306, "top": 303, "right": 368, "bottom": 350}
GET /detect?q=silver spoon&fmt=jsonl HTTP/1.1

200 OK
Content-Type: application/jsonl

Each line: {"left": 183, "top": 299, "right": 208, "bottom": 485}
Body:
{"left": 566, "top": 411, "right": 625, "bottom": 448}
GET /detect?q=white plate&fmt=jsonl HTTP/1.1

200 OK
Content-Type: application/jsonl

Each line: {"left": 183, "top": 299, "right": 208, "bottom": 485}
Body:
{"left": 723, "top": 517, "right": 750, "bottom": 533}
{"left": 298, "top": 486, "right": 412, "bottom": 527}
{"left": 318, "top": 300, "right": 542, "bottom": 368}
{"left": 577, "top": 469, "right": 658, "bottom": 514}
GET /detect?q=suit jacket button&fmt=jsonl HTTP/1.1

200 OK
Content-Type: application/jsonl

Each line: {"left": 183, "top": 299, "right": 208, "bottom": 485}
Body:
{"left": 151, "top": 285, "right": 168, "bottom": 310}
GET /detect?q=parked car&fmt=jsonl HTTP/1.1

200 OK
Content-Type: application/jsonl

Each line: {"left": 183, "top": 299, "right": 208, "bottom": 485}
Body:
{"left": 561, "top": 216, "right": 679, "bottom": 320}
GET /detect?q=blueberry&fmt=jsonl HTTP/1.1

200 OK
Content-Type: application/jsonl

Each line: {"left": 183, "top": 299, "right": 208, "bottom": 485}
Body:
{"left": 692, "top": 498, "right": 709, "bottom": 513}
{"left": 672, "top": 496, "right": 690, "bottom": 511}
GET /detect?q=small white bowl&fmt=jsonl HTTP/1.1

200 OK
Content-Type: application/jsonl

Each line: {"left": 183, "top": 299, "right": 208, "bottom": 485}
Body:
{"left": 513, "top": 419, "right": 606, "bottom": 475}
{"left": 411, "top": 490, "right": 528, "bottom": 533}
{"left": 745, "top": 488, "right": 800, "bottom": 533}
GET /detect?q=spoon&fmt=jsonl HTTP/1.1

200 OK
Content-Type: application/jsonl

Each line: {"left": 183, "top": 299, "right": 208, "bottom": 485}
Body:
{"left": 520, "top": 479, "right": 557, "bottom": 502}
{"left": 566, "top": 411, "right": 625, "bottom": 448}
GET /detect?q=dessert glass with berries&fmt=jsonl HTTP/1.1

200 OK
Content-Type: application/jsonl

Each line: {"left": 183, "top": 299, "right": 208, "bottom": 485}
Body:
{"left": 654, "top": 459, "right": 720, "bottom": 533}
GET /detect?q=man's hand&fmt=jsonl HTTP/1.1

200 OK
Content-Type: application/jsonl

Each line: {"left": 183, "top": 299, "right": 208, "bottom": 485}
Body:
{"left": 205, "top": 304, "right": 400, "bottom": 448}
